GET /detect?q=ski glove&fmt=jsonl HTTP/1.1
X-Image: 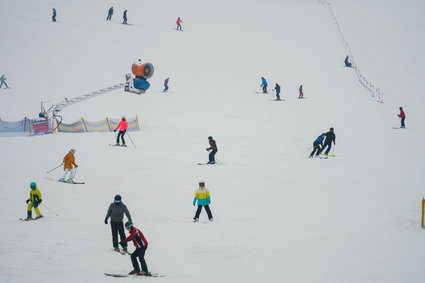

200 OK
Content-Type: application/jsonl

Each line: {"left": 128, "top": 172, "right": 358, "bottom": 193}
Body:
{"left": 114, "top": 129, "right": 117, "bottom": 132}
{"left": 26, "top": 199, "right": 30, "bottom": 204}
{"left": 104, "top": 218, "right": 108, "bottom": 224}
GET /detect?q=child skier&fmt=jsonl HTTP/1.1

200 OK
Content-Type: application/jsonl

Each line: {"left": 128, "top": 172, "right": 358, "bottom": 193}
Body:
{"left": 121, "top": 221, "right": 150, "bottom": 276}
{"left": 206, "top": 136, "right": 218, "bottom": 164}
{"left": 260, "top": 77, "right": 268, "bottom": 93}
{"left": 274, "top": 83, "right": 281, "bottom": 100}
{"left": 114, "top": 117, "right": 128, "bottom": 146}
{"left": 163, "top": 78, "right": 169, "bottom": 92}
{"left": 104, "top": 195, "right": 132, "bottom": 253}
{"left": 398, "top": 107, "right": 406, "bottom": 128}
{"left": 25, "top": 182, "right": 43, "bottom": 220}
{"left": 309, "top": 134, "right": 325, "bottom": 158}
{"left": 59, "top": 148, "right": 78, "bottom": 183}
{"left": 298, "top": 85, "right": 304, "bottom": 98}
{"left": 193, "top": 181, "right": 213, "bottom": 222}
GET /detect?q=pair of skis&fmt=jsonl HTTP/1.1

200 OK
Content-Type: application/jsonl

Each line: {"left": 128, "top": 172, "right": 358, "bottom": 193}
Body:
{"left": 105, "top": 272, "right": 165, "bottom": 278}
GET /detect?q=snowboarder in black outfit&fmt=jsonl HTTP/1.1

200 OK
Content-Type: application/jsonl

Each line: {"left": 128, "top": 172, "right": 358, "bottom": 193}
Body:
{"left": 344, "top": 55, "right": 352, "bottom": 67}
{"left": 106, "top": 7, "right": 113, "bottom": 21}
{"left": 52, "top": 8, "right": 56, "bottom": 22}
{"left": 309, "top": 134, "right": 325, "bottom": 158}
{"left": 206, "top": 136, "right": 218, "bottom": 164}
{"left": 123, "top": 10, "right": 128, "bottom": 24}
{"left": 274, "top": 83, "right": 281, "bottom": 100}
{"left": 321, "top": 127, "right": 336, "bottom": 155}
{"left": 104, "top": 195, "right": 132, "bottom": 253}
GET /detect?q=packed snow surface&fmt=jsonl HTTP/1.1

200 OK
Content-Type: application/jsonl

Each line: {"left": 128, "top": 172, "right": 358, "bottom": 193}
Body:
{"left": 1, "top": 0, "right": 424, "bottom": 282}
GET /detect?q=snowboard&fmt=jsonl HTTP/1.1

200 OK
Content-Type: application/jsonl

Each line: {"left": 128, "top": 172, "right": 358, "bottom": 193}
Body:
{"left": 323, "top": 154, "right": 336, "bottom": 157}
{"left": 104, "top": 272, "right": 165, "bottom": 278}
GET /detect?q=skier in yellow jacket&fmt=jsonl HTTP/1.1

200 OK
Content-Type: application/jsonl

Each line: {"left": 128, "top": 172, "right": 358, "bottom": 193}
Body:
{"left": 26, "top": 182, "right": 43, "bottom": 220}
{"left": 59, "top": 148, "right": 78, "bottom": 184}
{"left": 193, "top": 181, "right": 213, "bottom": 222}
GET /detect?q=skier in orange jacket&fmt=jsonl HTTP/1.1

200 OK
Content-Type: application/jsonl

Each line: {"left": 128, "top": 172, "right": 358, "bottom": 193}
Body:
{"left": 59, "top": 148, "right": 78, "bottom": 183}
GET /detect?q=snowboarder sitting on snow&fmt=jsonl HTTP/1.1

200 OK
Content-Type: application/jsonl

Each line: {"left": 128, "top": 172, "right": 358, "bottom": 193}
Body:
{"left": 106, "top": 6, "right": 113, "bottom": 21}
{"left": 176, "top": 17, "right": 183, "bottom": 30}
{"left": 274, "top": 83, "right": 281, "bottom": 100}
{"left": 114, "top": 117, "right": 128, "bottom": 146}
{"left": 260, "top": 77, "right": 268, "bottom": 93}
{"left": 193, "top": 181, "right": 213, "bottom": 222}
{"left": 344, "top": 55, "right": 352, "bottom": 68}
{"left": 398, "top": 107, "right": 406, "bottom": 128}
{"left": 206, "top": 136, "right": 218, "bottom": 164}
{"left": 26, "top": 182, "right": 43, "bottom": 220}
{"left": 59, "top": 148, "right": 78, "bottom": 183}
{"left": 120, "top": 221, "right": 150, "bottom": 276}
{"left": 0, "top": 74, "right": 9, "bottom": 89}
{"left": 321, "top": 127, "right": 336, "bottom": 155}
{"left": 309, "top": 134, "right": 325, "bottom": 158}
{"left": 163, "top": 78, "right": 169, "bottom": 92}
{"left": 105, "top": 195, "right": 132, "bottom": 253}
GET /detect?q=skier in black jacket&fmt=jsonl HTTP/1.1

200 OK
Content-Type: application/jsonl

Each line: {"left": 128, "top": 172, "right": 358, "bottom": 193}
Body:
{"left": 106, "top": 7, "right": 113, "bottom": 21}
{"left": 274, "top": 83, "right": 281, "bottom": 100}
{"left": 206, "top": 136, "right": 218, "bottom": 164}
{"left": 321, "top": 127, "right": 336, "bottom": 155}
{"left": 123, "top": 10, "right": 128, "bottom": 24}
{"left": 104, "top": 195, "right": 132, "bottom": 252}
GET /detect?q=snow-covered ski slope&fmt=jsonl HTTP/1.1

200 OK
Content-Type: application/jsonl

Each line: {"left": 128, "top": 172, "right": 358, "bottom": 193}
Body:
{"left": 1, "top": 0, "right": 425, "bottom": 282}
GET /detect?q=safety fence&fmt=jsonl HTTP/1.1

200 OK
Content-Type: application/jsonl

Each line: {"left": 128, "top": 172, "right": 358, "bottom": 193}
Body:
{"left": 0, "top": 116, "right": 139, "bottom": 136}
{"left": 57, "top": 116, "right": 140, "bottom": 133}
{"left": 318, "top": 0, "right": 384, "bottom": 103}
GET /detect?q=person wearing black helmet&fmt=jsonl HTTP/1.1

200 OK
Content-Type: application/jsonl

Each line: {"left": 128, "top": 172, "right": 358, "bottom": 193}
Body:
{"left": 121, "top": 221, "right": 150, "bottom": 276}
{"left": 105, "top": 195, "right": 132, "bottom": 253}
{"left": 321, "top": 127, "right": 336, "bottom": 155}
{"left": 206, "top": 136, "right": 218, "bottom": 164}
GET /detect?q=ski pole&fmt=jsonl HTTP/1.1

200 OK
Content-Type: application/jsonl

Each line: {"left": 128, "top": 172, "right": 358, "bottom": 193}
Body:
{"left": 47, "top": 164, "right": 62, "bottom": 174}
{"left": 73, "top": 167, "right": 78, "bottom": 179}
{"left": 41, "top": 203, "right": 59, "bottom": 216}
{"left": 332, "top": 143, "right": 336, "bottom": 156}
{"left": 127, "top": 132, "right": 136, "bottom": 148}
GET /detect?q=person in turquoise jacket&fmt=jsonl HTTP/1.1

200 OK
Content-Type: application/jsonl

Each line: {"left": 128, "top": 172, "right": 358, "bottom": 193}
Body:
{"left": 260, "top": 77, "right": 268, "bottom": 93}
{"left": 193, "top": 181, "right": 213, "bottom": 222}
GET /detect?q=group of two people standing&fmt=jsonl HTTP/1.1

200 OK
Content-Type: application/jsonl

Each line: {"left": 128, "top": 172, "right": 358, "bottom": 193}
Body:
{"left": 309, "top": 127, "right": 336, "bottom": 158}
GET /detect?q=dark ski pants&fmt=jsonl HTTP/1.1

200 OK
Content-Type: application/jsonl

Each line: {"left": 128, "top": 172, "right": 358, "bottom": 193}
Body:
{"left": 106, "top": 14, "right": 112, "bottom": 21}
{"left": 262, "top": 86, "right": 268, "bottom": 93}
{"left": 194, "top": 205, "right": 213, "bottom": 220}
{"left": 401, "top": 118, "right": 405, "bottom": 128}
{"left": 176, "top": 24, "right": 182, "bottom": 30}
{"left": 117, "top": 130, "right": 126, "bottom": 145}
{"left": 52, "top": 15, "right": 56, "bottom": 22}
{"left": 123, "top": 19, "right": 127, "bottom": 24}
{"left": 0, "top": 81, "right": 8, "bottom": 88}
{"left": 276, "top": 91, "right": 281, "bottom": 100}
{"left": 111, "top": 221, "right": 127, "bottom": 248}
{"left": 321, "top": 142, "right": 333, "bottom": 155}
{"left": 131, "top": 246, "right": 148, "bottom": 273}
{"left": 163, "top": 85, "right": 169, "bottom": 92}
{"left": 209, "top": 149, "right": 217, "bottom": 163}
{"left": 310, "top": 142, "right": 321, "bottom": 157}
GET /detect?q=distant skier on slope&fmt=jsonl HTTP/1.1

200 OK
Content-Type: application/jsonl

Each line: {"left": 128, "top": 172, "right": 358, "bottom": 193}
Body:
{"left": 52, "top": 8, "right": 57, "bottom": 22}
{"left": 344, "top": 55, "right": 352, "bottom": 68}
{"left": 121, "top": 221, "right": 150, "bottom": 276}
{"left": 123, "top": 10, "right": 128, "bottom": 24}
{"left": 0, "top": 74, "right": 9, "bottom": 89}
{"left": 298, "top": 84, "right": 304, "bottom": 99}
{"left": 163, "top": 78, "right": 169, "bottom": 92}
{"left": 59, "top": 148, "right": 78, "bottom": 183}
{"left": 274, "top": 83, "right": 281, "bottom": 100}
{"left": 206, "top": 136, "right": 218, "bottom": 164}
{"left": 397, "top": 107, "right": 406, "bottom": 128}
{"left": 106, "top": 7, "right": 113, "bottom": 21}
{"left": 260, "top": 77, "right": 268, "bottom": 93}
{"left": 25, "top": 182, "right": 43, "bottom": 220}
{"left": 105, "top": 195, "right": 132, "bottom": 253}
{"left": 176, "top": 17, "right": 183, "bottom": 30}
{"left": 193, "top": 181, "right": 213, "bottom": 222}
{"left": 309, "top": 134, "right": 325, "bottom": 158}
{"left": 321, "top": 127, "right": 336, "bottom": 155}
{"left": 114, "top": 117, "right": 128, "bottom": 146}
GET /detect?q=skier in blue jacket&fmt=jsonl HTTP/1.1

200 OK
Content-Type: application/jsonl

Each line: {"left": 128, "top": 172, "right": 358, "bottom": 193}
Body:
{"left": 260, "top": 77, "right": 268, "bottom": 94}
{"left": 309, "top": 133, "right": 325, "bottom": 158}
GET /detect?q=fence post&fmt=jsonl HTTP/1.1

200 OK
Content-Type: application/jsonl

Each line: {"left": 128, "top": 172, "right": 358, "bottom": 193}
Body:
{"left": 81, "top": 118, "right": 88, "bottom": 132}
{"left": 421, "top": 198, "right": 424, "bottom": 229}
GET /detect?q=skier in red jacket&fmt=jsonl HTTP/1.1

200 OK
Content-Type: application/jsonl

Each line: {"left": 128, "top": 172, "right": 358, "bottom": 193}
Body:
{"left": 176, "top": 17, "right": 183, "bottom": 31}
{"left": 398, "top": 107, "right": 406, "bottom": 128}
{"left": 114, "top": 117, "right": 128, "bottom": 146}
{"left": 121, "top": 221, "right": 150, "bottom": 276}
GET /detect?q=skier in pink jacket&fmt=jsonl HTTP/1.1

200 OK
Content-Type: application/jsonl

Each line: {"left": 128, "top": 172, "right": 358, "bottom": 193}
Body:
{"left": 114, "top": 117, "right": 128, "bottom": 146}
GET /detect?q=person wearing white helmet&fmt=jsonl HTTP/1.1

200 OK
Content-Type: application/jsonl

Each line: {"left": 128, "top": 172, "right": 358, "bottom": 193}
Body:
{"left": 58, "top": 148, "right": 78, "bottom": 183}
{"left": 193, "top": 181, "right": 213, "bottom": 222}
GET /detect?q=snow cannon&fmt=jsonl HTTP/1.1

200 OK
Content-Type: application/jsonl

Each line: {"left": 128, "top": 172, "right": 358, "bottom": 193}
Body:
{"left": 125, "top": 62, "right": 154, "bottom": 94}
